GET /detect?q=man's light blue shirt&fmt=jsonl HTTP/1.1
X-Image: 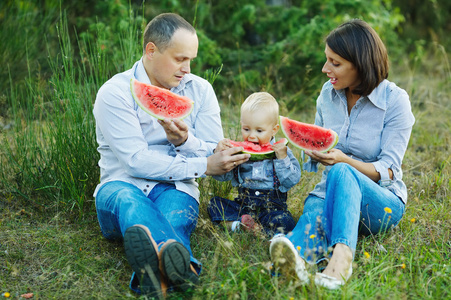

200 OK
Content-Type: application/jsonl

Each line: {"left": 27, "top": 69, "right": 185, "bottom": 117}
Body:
{"left": 93, "top": 58, "right": 223, "bottom": 201}
{"left": 304, "top": 80, "right": 415, "bottom": 203}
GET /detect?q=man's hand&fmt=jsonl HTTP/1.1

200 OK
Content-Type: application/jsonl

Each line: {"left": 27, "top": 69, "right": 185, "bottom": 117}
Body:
{"left": 206, "top": 147, "right": 250, "bottom": 176}
{"left": 158, "top": 118, "right": 189, "bottom": 147}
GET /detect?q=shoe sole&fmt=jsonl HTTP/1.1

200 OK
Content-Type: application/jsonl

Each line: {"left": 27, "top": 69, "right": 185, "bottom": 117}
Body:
{"left": 270, "top": 237, "right": 309, "bottom": 284}
{"left": 160, "top": 242, "right": 199, "bottom": 292}
{"left": 124, "top": 226, "right": 162, "bottom": 298}
{"left": 270, "top": 239, "right": 297, "bottom": 278}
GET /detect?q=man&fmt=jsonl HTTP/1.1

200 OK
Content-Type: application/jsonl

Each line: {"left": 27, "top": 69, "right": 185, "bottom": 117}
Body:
{"left": 93, "top": 13, "right": 249, "bottom": 298}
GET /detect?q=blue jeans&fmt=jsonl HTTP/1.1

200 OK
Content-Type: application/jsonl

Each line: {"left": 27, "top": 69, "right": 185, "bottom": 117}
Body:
{"left": 288, "top": 163, "right": 405, "bottom": 263}
{"left": 95, "top": 181, "right": 200, "bottom": 269}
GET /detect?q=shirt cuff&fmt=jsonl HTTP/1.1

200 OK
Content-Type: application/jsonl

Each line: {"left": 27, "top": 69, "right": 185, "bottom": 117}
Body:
{"left": 188, "top": 157, "right": 208, "bottom": 178}
{"left": 275, "top": 155, "right": 291, "bottom": 168}
{"left": 173, "top": 133, "right": 198, "bottom": 153}
{"left": 373, "top": 161, "right": 393, "bottom": 187}
{"left": 303, "top": 159, "right": 319, "bottom": 173}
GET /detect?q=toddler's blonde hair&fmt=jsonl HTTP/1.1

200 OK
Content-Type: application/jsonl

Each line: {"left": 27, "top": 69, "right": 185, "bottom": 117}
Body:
{"left": 241, "top": 92, "right": 279, "bottom": 125}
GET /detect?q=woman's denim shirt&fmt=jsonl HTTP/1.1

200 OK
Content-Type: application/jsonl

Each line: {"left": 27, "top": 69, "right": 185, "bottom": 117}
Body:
{"left": 304, "top": 80, "right": 415, "bottom": 204}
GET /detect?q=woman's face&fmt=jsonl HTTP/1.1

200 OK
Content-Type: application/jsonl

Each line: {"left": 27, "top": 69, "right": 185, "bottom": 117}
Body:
{"left": 322, "top": 44, "right": 361, "bottom": 92}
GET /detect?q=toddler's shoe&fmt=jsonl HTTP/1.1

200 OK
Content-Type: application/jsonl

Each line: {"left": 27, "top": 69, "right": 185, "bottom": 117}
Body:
{"left": 240, "top": 214, "right": 257, "bottom": 232}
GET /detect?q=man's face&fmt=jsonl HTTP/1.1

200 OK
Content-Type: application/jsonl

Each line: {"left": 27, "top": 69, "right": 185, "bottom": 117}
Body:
{"left": 145, "top": 28, "right": 198, "bottom": 89}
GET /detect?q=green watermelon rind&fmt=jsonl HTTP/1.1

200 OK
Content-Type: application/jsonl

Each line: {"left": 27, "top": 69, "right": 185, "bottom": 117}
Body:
{"left": 231, "top": 138, "right": 288, "bottom": 161}
{"left": 279, "top": 116, "right": 338, "bottom": 153}
{"left": 130, "top": 78, "right": 194, "bottom": 120}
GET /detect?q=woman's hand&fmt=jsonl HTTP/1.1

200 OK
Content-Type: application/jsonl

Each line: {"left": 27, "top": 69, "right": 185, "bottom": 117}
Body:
{"left": 305, "top": 148, "right": 347, "bottom": 166}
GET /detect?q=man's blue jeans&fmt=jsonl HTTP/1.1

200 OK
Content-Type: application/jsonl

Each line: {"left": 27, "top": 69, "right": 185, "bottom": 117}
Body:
{"left": 288, "top": 163, "right": 405, "bottom": 263}
{"left": 95, "top": 181, "right": 200, "bottom": 269}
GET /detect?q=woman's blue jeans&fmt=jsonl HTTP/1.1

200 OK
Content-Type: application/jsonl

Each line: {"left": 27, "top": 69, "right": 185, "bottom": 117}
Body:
{"left": 95, "top": 181, "right": 200, "bottom": 269}
{"left": 288, "top": 163, "right": 405, "bottom": 263}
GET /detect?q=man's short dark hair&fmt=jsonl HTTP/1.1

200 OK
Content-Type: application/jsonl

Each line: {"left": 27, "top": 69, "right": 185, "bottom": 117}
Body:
{"left": 143, "top": 13, "right": 196, "bottom": 53}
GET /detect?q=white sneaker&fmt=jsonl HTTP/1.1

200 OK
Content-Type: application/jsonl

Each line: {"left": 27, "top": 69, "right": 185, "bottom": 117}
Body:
{"left": 269, "top": 236, "right": 309, "bottom": 284}
{"left": 314, "top": 264, "right": 352, "bottom": 290}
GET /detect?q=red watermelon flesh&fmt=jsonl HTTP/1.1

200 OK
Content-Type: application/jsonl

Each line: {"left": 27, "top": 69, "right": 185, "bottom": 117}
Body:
{"left": 130, "top": 78, "right": 194, "bottom": 120}
{"left": 280, "top": 116, "right": 338, "bottom": 152}
{"left": 229, "top": 138, "right": 288, "bottom": 160}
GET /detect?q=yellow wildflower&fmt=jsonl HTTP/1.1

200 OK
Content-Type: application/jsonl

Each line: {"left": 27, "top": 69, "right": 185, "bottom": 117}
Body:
{"left": 410, "top": 218, "right": 416, "bottom": 223}
{"left": 364, "top": 251, "right": 370, "bottom": 259}
{"left": 309, "top": 234, "right": 316, "bottom": 239}
{"left": 401, "top": 263, "right": 406, "bottom": 269}
{"left": 4, "top": 292, "right": 10, "bottom": 298}
{"left": 296, "top": 246, "right": 301, "bottom": 251}
{"left": 384, "top": 207, "right": 392, "bottom": 214}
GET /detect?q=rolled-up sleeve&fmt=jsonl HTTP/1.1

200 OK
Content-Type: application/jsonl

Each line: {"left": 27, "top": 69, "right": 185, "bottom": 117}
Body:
{"left": 372, "top": 88, "right": 415, "bottom": 184}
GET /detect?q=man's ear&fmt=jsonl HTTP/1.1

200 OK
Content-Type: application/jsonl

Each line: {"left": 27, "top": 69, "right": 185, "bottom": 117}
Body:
{"left": 144, "top": 42, "right": 157, "bottom": 60}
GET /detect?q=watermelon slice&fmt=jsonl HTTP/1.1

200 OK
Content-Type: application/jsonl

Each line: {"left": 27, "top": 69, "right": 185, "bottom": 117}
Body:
{"left": 130, "top": 78, "right": 194, "bottom": 120}
{"left": 279, "top": 116, "right": 338, "bottom": 152}
{"left": 229, "top": 138, "right": 288, "bottom": 161}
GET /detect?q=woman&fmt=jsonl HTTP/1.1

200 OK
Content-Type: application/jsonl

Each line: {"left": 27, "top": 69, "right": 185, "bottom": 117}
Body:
{"left": 269, "top": 19, "right": 415, "bottom": 289}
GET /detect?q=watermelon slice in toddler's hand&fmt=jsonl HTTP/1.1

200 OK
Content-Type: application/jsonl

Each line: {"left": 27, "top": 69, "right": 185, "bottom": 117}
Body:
{"left": 130, "top": 78, "right": 194, "bottom": 120}
{"left": 229, "top": 138, "right": 288, "bottom": 161}
{"left": 279, "top": 116, "right": 338, "bottom": 152}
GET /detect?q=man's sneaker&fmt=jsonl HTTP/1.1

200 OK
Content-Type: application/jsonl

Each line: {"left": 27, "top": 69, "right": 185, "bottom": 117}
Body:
{"left": 159, "top": 240, "right": 199, "bottom": 292}
{"left": 124, "top": 225, "right": 166, "bottom": 298}
{"left": 269, "top": 235, "right": 309, "bottom": 284}
{"left": 240, "top": 214, "right": 257, "bottom": 232}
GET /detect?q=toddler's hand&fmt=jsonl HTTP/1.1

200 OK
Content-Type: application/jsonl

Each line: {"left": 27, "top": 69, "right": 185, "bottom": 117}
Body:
{"left": 272, "top": 142, "right": 287, "bottom": 159}
{"left": 215, "top": 139, "right": 232, "bottom": 152}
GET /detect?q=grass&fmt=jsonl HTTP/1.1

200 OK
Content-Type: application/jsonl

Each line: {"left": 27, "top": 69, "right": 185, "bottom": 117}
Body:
{"left": 1, "top": 5, "right": 451, "bottom": 300}
{"left": 2, "top": 50, "right": 450, "bottom": 299}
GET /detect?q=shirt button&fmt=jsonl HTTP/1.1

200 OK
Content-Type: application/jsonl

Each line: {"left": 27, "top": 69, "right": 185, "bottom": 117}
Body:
{"left": 194, "top": 173, "right": 198, "bottom": 176}
{"left": 169, "top": 177, "right": 172, "bottom": 180}
{"left": 146, "top": 185, "right": 149, "bottom": 187}
{"left": 143, "top": 189, "right": 147, "bottom": 193}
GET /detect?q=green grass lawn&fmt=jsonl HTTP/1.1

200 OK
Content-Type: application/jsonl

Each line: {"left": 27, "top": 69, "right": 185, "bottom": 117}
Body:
{"left": 1, "top": 5, "right": 450, "bottom": 297}
{"left": 1, "top": 48, "right": 450, "bottom": 299}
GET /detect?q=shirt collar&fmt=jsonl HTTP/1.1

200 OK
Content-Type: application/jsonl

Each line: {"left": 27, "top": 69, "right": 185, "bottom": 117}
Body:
{"left": 134, "top": 57, "right": 193, "bottom": 92}
{"left": 330, "top": 80, "right": 388, "bottom": 111}
{"left": 366, "top": 80, "right": 388, "bottom": 110}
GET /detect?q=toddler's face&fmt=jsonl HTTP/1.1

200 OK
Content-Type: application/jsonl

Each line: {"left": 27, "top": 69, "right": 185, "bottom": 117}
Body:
{"left": 240, "top": 110, "right": 278, "bottom": 145}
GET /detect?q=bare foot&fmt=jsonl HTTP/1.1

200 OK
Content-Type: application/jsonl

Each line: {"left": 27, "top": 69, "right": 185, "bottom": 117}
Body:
{"left": 322, "top": 243, "right": 353, "bottom": 283}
